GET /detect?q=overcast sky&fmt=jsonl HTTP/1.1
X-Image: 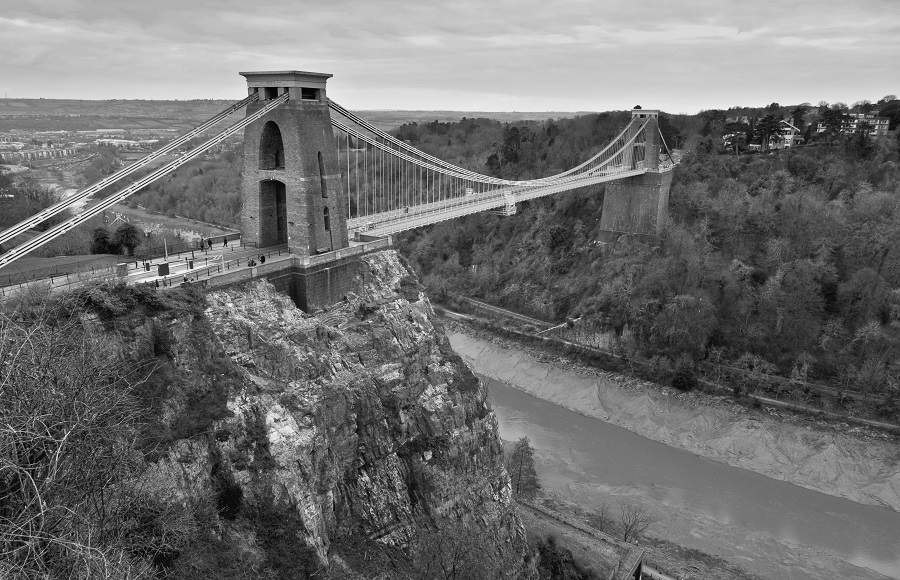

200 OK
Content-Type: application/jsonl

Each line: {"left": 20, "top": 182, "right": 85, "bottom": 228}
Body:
{"left": 1, "top": 0, "right": 897, "bottom": 114}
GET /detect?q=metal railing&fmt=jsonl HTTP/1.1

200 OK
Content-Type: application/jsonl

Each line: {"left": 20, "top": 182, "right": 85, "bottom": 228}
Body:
{"left": 0, "top": 255, "right": 120, "bottom": 287}
{"left": 144, "top": 245, "right": 289, "bottom": 289}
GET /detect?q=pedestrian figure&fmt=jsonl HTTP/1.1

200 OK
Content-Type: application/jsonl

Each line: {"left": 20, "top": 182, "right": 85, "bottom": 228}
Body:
{"left": 223, "top": 238, "right": 227, "bottom": 248}
{"left": 207, "top": 238, "right": 213, "bottom": 249}
{"left": 259, "top": 254, "right": 266, "bottom": 264}
{"left": 155, "top": 279, "right": 159, "bottom": 288}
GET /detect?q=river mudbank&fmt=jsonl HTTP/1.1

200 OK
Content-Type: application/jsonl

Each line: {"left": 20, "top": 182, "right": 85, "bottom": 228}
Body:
{"left": 448, "top": 328, "right": 900, "bottom": 513}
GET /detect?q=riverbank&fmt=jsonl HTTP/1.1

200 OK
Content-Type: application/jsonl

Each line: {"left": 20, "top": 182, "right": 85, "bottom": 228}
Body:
{"left": 489, "top": 376, "right": 897, "bottom": 580}
{"left": 447, "top": 326, "right": 900, "bottom": 513}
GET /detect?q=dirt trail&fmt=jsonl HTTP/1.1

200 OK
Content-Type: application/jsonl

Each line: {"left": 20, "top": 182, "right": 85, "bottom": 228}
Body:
{"left": 448, "top": 331, "right": 900, "bottom": 513}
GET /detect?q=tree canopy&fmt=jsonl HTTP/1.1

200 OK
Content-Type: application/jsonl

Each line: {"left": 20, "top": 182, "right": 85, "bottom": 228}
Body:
{"left": 396, "top": 109, "right": 900, "bottom": 421}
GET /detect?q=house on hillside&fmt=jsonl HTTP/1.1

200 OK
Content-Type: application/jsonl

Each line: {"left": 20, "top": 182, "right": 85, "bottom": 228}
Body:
{"left": 743, "top": 119, "right": 803, "bottom": 152}
{"left": 816, "top": 112, "right": 891, "bottom": 137}
{"left": 777, "top": 120, "right": 804, "bottom": 148}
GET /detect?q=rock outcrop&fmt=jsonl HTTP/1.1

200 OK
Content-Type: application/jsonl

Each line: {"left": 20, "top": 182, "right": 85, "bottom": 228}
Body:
{"left": 146, "top": 250, "right": 524, "bottom": 576}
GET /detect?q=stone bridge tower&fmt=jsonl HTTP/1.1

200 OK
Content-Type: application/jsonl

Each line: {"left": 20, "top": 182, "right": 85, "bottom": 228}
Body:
{"left": 240, "top": 70, "right": 349, "bottom": 255}
{"left": 598, "top": 109, "right": 674, "bottom": 242}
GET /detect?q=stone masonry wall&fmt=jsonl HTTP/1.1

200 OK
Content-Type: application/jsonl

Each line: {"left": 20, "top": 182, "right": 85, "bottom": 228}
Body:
{"left": 241, "top": 99, "right": 349, "bottom": 255}
{"left": 598, "top": 171, "right": 674, "bottom": 242}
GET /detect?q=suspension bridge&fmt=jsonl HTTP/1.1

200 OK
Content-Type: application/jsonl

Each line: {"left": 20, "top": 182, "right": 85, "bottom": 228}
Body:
{"left": 0, "top": 70, "right": 675, "bottom": 309}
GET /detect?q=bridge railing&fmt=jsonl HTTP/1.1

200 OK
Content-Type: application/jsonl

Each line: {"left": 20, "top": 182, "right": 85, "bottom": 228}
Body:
{"left": 146, "top": 245, "right": 289, "bottom": 289}
{"left": 0, "top": 255, "right": 121, "bottom": 287}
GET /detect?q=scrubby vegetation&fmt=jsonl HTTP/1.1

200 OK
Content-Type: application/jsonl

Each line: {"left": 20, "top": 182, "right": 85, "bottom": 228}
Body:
{"left": 535, "top": 536, "right": 596, "bottom": 580}
{"left": 0, "top": 284, "right": 204, "bottom": 579}
{"left": 0, "top": 284, "right": 274, "bottom": 580}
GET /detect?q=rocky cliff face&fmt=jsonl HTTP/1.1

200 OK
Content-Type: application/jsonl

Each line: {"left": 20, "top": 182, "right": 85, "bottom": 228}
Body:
{"left": 143, "top": 250, "right": 524, "bottom": 577}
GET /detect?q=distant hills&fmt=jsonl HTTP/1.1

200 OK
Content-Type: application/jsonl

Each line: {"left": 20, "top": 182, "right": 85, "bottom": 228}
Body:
{"left": 0, "top": 98, "right": 601, "bottom": 131}
{"left": 349, "top": 110, "right": 600, "bottom": 131}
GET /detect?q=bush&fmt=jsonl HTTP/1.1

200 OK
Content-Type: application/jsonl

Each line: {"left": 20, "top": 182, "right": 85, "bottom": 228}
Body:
{"left": 646, "top": 355, "right": 674, "bottom": 383}
{"left": 671, "top": 364, "right": 697, "bottom": 392}
{"left": 91, "top": 226, "right": 113, "bottom": 254}
{"left": 536, "top": 535, "right": 596, "bottom": 580}
{"left": 148, "top": 318, "right": 173, "bottom": 357}
{"left": 113, "top": 222, "right": 143, "bottom": 256}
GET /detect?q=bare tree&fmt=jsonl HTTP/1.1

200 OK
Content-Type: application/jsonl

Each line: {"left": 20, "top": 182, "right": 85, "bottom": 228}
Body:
{"left": 413, "top": 511, "right": 524, "bottom": 580}
{"left": 0, "top": 289, "right": 156, "bottom": 579}
{"left": 587, "top": 502, "right": 613, "bottom": 534}
{"left": 618, "top": 502, "right": 654, "bottom": 542}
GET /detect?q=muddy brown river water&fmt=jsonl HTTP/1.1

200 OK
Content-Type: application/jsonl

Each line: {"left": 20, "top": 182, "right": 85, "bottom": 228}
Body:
{"left": 485, "top": 376, "right": 900, "bottom": 579}
{"left": 452, "top": 326, "right": 900, "bottom": 580}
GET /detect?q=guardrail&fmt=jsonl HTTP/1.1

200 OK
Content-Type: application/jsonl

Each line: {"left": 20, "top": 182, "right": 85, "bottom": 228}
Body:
{"left": 0, "top": 233, "right": 249, "bottom": 289}
{"left": 140, "top": 237, "right": 393, "bottom": 290}
{"left": 0, "top": 255, "right": 120, "bottom": 287}
{"left": 145, "top": 245, "right": 288, "bottom": 289}
{"left": 0, "top": 238, "right": 260, "bottom": 297}
{"left": 1, "top": 235, "right": 393, "bottom": 300}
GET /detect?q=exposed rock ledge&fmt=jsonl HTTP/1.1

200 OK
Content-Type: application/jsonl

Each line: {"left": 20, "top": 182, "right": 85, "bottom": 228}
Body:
{"left": 145, "top": 250, "right": 527, "bottom": 575}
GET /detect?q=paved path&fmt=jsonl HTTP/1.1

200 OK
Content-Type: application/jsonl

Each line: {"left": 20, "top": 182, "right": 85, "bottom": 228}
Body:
{"left": 0, "top": 240, "right": 288, "bottom": 297}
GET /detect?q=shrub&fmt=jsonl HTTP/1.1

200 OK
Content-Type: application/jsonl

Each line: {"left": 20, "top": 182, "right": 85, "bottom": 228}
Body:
{"left": 90, "top": 226, "right": 113, "bottom": 254}
{"left": 536, "top": 535, "right": 595, "bottom": 580}
{"left": 671, "top": 364, "right": 697, "bottom": 392}
{"left": 148, "top": 318, "right": 173, "bottom": 357}
{"left": 113, "top": 222, "right": 143, "bottom": 256}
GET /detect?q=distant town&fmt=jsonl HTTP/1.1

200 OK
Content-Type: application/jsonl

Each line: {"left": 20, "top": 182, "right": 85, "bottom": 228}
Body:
{"left": 0, "top": 128, "right": 179, "bottom": 163}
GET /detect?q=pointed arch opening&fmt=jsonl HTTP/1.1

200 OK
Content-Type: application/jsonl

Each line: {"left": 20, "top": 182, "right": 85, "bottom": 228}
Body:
{"left": 259, "top": 121, "right": 285, "bottom": 170}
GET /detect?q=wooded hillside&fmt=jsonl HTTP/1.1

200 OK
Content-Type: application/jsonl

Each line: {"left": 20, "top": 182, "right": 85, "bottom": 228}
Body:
{"left": 398, "top": 119, "right": 900, "bottom": 419}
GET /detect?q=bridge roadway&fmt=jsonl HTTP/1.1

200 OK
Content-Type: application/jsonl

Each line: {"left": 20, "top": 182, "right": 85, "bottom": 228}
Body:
{"left": 347, "top": 167, "right": 651, "bottom": 237}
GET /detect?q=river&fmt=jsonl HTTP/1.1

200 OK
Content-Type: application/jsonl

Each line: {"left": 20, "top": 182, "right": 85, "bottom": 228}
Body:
{"left": 483, "top": 375, "right": 900, "bottom": 580}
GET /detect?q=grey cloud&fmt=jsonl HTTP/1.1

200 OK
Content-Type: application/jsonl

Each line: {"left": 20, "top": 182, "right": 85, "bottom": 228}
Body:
{"left": 0, "top": 0, "right": 896, "bottom": 112}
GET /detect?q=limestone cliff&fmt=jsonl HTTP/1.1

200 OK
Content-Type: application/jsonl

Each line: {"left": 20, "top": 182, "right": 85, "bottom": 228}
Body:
{"left": 141, "top": 250, "right": 525, "bottom": 577}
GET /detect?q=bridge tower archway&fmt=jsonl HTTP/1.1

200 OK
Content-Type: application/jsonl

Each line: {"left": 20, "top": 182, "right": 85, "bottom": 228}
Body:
{"left": 239, "top": 70, "right": 349, "bottom": 254}
{"left": 258, "top": 179, "right": 287, "bottom": 246}
{"left": 259, "top": 121, "right": 285, "bottom": 170}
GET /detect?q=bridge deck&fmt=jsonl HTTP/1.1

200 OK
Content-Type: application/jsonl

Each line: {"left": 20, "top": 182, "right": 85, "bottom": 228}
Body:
{"left": 348, "top": 168, "right": 652, "bottom": 237}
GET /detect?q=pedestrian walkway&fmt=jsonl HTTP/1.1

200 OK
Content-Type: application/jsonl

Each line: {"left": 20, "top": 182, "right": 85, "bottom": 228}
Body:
{"left": 0, "top": 239, "right": 287, "bottom": 298}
